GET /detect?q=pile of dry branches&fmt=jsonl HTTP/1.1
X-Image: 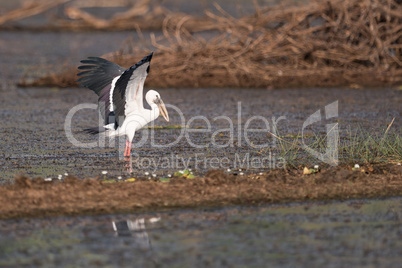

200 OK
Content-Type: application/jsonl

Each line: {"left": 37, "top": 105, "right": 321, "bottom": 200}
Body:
{"left": 20, "top": 0, "right": 402, "bottom": 88}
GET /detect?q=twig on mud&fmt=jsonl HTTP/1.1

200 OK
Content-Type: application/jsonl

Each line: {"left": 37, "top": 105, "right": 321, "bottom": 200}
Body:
{"left": 384, "top": 117, "right": 396, "bottom": 136}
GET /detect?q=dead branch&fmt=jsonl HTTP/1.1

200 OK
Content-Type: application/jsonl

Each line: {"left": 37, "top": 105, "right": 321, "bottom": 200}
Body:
{"left": 0, "top": 0, "right": 70, "bottom": 26}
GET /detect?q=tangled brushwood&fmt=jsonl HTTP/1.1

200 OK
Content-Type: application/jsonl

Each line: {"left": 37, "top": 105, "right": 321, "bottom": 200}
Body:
{"left": 20, "top": 0, "right": 402, "bottom": 88}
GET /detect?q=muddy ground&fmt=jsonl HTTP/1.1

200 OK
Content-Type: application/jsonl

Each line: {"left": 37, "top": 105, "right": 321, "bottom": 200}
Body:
{"left": 0, "top": 84, "right": 400, "bottom": 180}
{"left": 0, "top": 165, "right": 401, "bottom": 220}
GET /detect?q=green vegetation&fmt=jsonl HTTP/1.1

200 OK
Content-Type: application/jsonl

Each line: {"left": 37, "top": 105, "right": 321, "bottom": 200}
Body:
{"left": 341, "top": 127, "right": 401, "bottom": 164}
{"left": 264, "top": 120, "right": 401, "bottom": 168}
{"left": 174, "top": 169, "right": 195, "bottom": 179}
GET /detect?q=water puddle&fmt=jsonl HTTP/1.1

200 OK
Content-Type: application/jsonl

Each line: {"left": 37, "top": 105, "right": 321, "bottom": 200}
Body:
{"left": 0, "top": 197, "right": 400, "bottom": 267}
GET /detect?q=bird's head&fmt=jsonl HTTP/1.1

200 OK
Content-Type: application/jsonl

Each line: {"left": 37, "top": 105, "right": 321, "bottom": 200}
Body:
{"left": 146, "top": 90, "right": 169, "bottom": 122}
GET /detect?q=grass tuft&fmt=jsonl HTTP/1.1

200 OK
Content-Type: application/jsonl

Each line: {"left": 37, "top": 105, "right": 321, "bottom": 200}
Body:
{"left": 265, "top": 120, "right": 401, "bottom": 167}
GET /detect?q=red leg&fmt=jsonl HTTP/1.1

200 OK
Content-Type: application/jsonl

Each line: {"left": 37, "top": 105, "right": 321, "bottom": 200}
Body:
{"left": 124, "top": 140, "right": 130, "bottom": 157}
{"left": 124, "top": 140, "right": 133, "bottom": 173}
{"left": 127, "top": 141, "right": 132, "bottom": 155}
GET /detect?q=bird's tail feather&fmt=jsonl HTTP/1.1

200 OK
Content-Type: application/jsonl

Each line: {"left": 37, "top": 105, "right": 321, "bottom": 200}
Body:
{"left": 83, "top": 127, "right": 107, "bottom": 135}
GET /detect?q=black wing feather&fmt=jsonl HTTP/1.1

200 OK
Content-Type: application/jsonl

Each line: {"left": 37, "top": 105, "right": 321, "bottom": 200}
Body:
{"left": 77, "top": 65, "right": 95, "bottom": 70}
{"left": 83, "top": 127, "right": 107, "bottom": 135}
{"left": 76, "top": 57, "right": 125, "bottom": 96}
{"left": 113, "top": 52, "right": 153, "bottom": 129}
{"left": 77, "top": 56, "right": 126, "bottom": 127}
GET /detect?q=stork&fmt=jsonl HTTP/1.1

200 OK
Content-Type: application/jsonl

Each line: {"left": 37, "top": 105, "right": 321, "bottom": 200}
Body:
{"left": 77, "top": 52, "right": 169, "bottom": 172}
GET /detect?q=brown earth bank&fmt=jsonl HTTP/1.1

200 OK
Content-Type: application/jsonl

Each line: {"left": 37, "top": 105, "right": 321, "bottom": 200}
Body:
{"left": 1, "top": 164, "right": 401, "bottom": 220}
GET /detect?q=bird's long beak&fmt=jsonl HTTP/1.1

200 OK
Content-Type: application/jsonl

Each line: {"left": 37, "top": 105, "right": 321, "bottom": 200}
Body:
{"left": 156, "top": 98, "right": 169, "bottom": 122}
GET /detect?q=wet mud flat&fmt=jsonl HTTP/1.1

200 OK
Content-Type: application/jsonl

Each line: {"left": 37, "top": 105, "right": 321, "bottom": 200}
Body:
{"left": 0, "top": 197, "right": 400, "bottom": 267}
{"left": 0, "top": 86, "right": 401, "bottom": 180}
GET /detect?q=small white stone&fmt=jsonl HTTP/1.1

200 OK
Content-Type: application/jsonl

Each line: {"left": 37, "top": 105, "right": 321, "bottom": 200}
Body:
{"left": 58, "top": 175, "right": 62, "bottom": 180}
{"left": 397, "top": 163, "right": 401, "bottom": 166}
{"left": 227, "top": 169, "right": 231, "bottom": 172}
{"left": 152, "top": 174, "right": 157, "bottom": 177}
{"left": 117, "top": 176, "right": 122, "bottom": 180}
{"left": 64, "top": 173, "right": 68, "bottom": 176}
{"left": 167, "top": 174, "right": 172, "bottom": 178}
{"left": 314, "top": 165, "right": 319, "bottom": 169}
{"left": 239, "top": 172, "right": 244, "bottom": 176}
{"left": 259, "top": 173, "right": 263, "bottom": 176}
{"left": 144, "top": 172, "right": 149, "bottom": 176}
{"left": 44, "top": 178, "right": 52, "bottom": 181}
{"left": 354, "top": 164, "right": 360, "bottom": 168}
{"left": 239, "top": 169, "right": 242, "bottom": 171}
{"left": 101, "top": 171, "right": 108, "bottom": 175}
{"left": 149, "top": 217, "right": 161, "bottom": 223}
{"left": 179, "top": 170, "right": 184, "bottom": 174}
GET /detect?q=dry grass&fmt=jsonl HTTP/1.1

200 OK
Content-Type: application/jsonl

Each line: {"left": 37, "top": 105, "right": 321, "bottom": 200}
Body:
{"left": 18, "top": 0, "right": 402, "bottom": 88}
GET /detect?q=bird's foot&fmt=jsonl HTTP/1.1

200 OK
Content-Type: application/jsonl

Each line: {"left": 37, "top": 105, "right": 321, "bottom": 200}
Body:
{"left": 124, "top": 156, "right": 133, "bottom": 174}
{"left": 125, "top": 166, "right": 133, "bottom": 174}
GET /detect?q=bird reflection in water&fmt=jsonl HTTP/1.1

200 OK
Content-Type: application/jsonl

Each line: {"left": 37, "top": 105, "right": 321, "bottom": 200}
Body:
{"left": 112, "top": 217, "right": 161, "bottom": 251}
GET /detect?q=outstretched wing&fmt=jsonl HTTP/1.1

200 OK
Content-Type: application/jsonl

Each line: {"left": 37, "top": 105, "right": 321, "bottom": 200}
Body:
{"left": 77, "top": 57, "right": 126, "bottom": 125}
{"left": 113, "top": 52, "right": 153, "bottom": 129}
{"left": 77, "top": 57, "right": 125, "bottom": 95}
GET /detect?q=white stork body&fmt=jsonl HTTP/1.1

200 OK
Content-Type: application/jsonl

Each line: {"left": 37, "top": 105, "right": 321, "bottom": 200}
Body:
{"left": 77, "top": 52, "right": 169, "bottom": 172}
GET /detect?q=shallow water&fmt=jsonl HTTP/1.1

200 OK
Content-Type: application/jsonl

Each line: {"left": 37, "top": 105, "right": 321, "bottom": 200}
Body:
{"left": 0, "top": 197, "right": 400, "bottom": 267}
